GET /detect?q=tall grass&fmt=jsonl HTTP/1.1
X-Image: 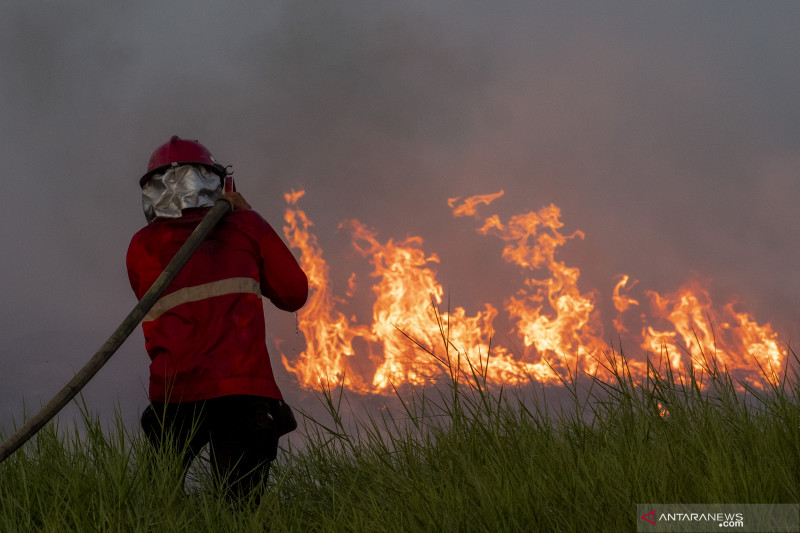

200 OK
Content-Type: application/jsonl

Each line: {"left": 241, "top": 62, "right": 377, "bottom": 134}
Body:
{"left": 1, "top": 324, "right": 798, "bottom": 531}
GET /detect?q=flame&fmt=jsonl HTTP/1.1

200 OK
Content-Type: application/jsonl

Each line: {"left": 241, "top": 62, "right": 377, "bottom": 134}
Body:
{"left": 280, "top": 190, "right": 373, "bottom": 392}
{"left": 641, "top": 281, "right": 783, "bottom": 388}
{"left": 453, "top": 199, "right": 607, "bottom": 380}
{"left": 612, "top": 275, "right": 639, "bottom": 333}
{"left": 279, "top": 189, "right": 786, "bottom": 394}
{"left": 447, "top": 190, "right": 505, "bottom": 217}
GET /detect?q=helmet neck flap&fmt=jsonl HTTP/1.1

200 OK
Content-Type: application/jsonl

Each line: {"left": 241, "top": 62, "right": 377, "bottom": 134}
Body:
{"left": 141, "top": 164, "right": 222, "bottom": 223}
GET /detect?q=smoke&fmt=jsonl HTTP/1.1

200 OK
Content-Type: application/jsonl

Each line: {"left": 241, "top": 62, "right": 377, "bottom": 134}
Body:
{"left": 2, "top": 1, "right": 800, "bottom": 435}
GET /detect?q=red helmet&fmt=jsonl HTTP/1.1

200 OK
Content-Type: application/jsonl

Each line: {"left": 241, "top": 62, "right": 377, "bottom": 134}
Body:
{"left": 140, "top": 135, "right": 226, "bottom": 187}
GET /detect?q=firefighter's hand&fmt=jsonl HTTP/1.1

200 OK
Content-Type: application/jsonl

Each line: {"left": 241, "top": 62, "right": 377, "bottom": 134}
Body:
{"left": 222, "top": 191, "right": 252, "bottom": 210}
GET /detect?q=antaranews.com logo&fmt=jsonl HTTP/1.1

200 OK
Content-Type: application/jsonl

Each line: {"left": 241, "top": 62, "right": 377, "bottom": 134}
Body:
{"left": 636, "top": 504, "right": 798, "bottom": 532}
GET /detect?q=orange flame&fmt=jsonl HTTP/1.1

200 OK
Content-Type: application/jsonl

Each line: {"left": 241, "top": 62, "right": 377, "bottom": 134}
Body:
{"left": 281, "top": 190, "right": 373, "bottom": 392}
{"left": 280, "top": 189, "right": 786, "bottom": 393}
{"left": 641, "top": 281, "right": 783, "bottom": 388}
{"left": 447, "top": 190, "right": 506, "bottom": 217}
{"left": 452, "top": 198, "right": 607, "bottom": 380}
{"left": 612, "top": 274, "right": 639, "bottom": 334}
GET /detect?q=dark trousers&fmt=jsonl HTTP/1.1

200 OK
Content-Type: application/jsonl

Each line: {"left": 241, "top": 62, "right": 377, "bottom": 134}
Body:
{"left": 141, "top": 395, "right": 294, "bottom": 503}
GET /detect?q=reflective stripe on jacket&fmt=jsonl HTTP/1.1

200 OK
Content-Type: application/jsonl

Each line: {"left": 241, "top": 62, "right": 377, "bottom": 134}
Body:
{"left": 126, "top": 207, "right": 308, "bottom": 403}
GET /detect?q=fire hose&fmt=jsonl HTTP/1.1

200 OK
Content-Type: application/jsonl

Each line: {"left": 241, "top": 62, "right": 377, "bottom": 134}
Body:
{"left": 0, "top": 198, "right": 233, "bottom": 464}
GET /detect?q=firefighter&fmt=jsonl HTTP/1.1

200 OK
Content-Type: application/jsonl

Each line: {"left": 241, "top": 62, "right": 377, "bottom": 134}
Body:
{"left": 126, "top": 135, "right": 308, "bottom": 503}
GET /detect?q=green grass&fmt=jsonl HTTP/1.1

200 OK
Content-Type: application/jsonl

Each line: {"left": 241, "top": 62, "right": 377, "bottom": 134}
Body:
{"left": 1, "top": 328, "right": 798, "bottom": 532}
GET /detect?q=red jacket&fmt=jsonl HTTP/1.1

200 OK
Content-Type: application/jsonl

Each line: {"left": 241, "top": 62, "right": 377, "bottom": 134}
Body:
{"left": 126, "top": 207, "right": 308, "bottom": 403}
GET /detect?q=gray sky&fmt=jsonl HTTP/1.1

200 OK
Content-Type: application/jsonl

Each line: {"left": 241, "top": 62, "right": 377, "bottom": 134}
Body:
{"left": 2, "top": 1, "right": 799, "bottom": 435}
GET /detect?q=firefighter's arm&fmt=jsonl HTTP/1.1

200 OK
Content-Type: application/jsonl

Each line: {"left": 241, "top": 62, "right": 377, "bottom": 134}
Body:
{"left": 252, "top": 215, "right": 309, "bottom": 312}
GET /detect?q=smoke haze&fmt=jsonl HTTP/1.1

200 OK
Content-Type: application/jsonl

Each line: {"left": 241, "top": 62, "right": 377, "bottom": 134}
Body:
{"left": 2, "top": 1, "right": 799, "bottom": 434}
